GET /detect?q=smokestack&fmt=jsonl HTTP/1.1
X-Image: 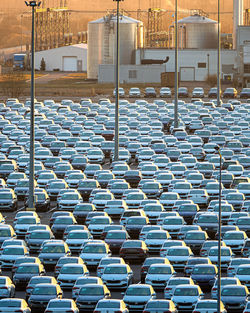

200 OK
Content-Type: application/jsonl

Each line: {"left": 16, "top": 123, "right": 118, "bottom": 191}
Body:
{"left": 233, "top": 0, "right": 244, "bottom": 49}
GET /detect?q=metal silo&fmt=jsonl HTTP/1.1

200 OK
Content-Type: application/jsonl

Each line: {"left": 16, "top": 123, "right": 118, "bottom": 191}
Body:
{"left": 87, "top": 14, "right": 143, "bottom": 79}
{"left": 178, "top": 14, "right": 219, "bottom": 49}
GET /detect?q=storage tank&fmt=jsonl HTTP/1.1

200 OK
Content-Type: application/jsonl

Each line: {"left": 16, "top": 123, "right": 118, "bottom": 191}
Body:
{"left": 87, "top": 14, "right": 143, "bottom": 79}
{"left": 177, "top": 14, "right": 219, "bottom": 49}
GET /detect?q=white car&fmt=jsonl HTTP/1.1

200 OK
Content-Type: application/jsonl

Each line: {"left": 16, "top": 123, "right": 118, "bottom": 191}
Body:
{"left": 193, "top": 300, "right": 226, "bottom": 313}
{"left": 162, "top": 216, "right": 186, "bottom": 238}
{"left": 235, "top": 264, "right": 250, "bottom": 289}
{"left": 187, "top": 189, "right": 209, "bottom": 206}
{"left": 113, "top": 87, "right": 125, "bottom": 98}
{"left": 171, "top": 284, "right": 204, "bottom": 311}
{"left": 208, "top": 246, "right": 233, "bottom": 270}
{"left": 164, "top": 246, "right": 193, "bottom": 270}
{"left": 227, "top": 258, "right": 250, "bottom": 277}
{"left": 72, "top": 276, "right": 103, "bottom": 299}
{"left": 222, "top": 230, "right": 247, "bottom": 254}
{"left": 101, "top": 264, "right": 133, "bottom": 289}
{"left": 94, "top": 299, "right": 128, "bottom": 313}
{"left": 192, "top": 87, "right": 205, "bottom": 98}
{"left": 145, "top": 230, "right": 171, "bottom": 253}
{"left": 145, "top": 264, "right": 175, "bottom": 289}
{"left": 164, "top": 277, "right": 194, "bottom": 299}
{"left": 65, "top": 230, "right": 93, "bottom": 253}
{"left": 88, "top": 216, "right": 113, "bottom": 238}
{"left": 79, "top": 242, "right": 111, "bottom": 266}
{"left": 57, "top": 263, "right": 89, "bottom": 288}
{"left": 160, "top": 87, "right": 171, "bottom": 98}
{"left": 129, "top": 87, "right": 141, "bottom": 98}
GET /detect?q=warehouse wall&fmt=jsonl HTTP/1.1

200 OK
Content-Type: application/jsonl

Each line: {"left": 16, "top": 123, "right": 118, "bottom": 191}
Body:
{"left": 34, "top": 44, "right": 87, "bottom": 72}
{"left": 98, "top": 64, "right": 165, "bottom": 83}
{"left": 136, "top": 49, "right": 236, "bottom": 81}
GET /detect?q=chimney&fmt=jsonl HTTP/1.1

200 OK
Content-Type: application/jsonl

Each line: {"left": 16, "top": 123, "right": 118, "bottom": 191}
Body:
{"left": 233, "top": 0, "right": 244, "bottom": 49}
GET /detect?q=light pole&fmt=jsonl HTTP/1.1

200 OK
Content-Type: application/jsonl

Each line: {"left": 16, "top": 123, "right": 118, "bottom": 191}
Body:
{"left": 217, "top": 0, "right": 221, "bottom": 108}
{"left": 21, "top": 14, "right": 23, "bottom": 52}
{"left": 25, "top": 0, "right": 41, "bottom": 211}
{"left": 113, "top": 0, "right": 123, "bottom": 161}
{"left": 174, "top": 0, "right": 178, "bottom": 128}
{"left": 215, "top": 145, "right": 222, "bottom": 313}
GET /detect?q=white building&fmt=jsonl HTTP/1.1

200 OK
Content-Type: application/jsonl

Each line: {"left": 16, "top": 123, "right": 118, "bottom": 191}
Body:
{"left": 98, "top": 49, "right": 236, "bottom": 83}
{"left": 34, "top": 44, "right": 87, "bottom": 72}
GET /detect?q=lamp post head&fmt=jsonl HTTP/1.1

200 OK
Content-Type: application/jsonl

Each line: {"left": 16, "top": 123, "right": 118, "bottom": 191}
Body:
{"left": 25, "top": 1, "right": 41, "bottom": 7}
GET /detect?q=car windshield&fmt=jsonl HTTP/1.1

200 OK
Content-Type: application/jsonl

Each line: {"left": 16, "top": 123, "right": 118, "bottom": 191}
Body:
{"left": 68, "top": 232, "right": 88, "bottom": 239}
{"left": 175, "top": 288, "right": 198, "bottom": 296}
{"left": 224, "top": 233, "right": 244, "bottom": 240}
{"left": 168, "top": 248, "right": 189, "bottom": 256}
{"left": 17, "top": 265, "right": 39, "bottom": 273}
{"left": 80, "top": 286, "right": 103, "bottom": 295}
{"left": 104, "top": 267, "right": 127, "bottom": 274}
{"left": 17, "top": 218, "right": 36, "bottom": 224}
{"left": 186, "top": 233, "right": 205, "bottom": 240}
{"left": 30, "top": 277, "right": 51, "bottom": 284}
{"left": 61, "top": 266, "right": 83, "bottom": 274}
{"left": 106, "top": 232, "right": 126, "bottom": 239}
{"left": 192, "top": 267, "right": 215, "bottom": 274}
{"left": 0, "top": 300, "right": 20, "bottom": 307}
{"left": 97, "top": 301, "right": 120, "bottom": 308}
{"left": 168, "top": 279, "right": 189, "bottom": 285}
{"left": 148, "top": 266, "right": 171, "bottom": 274}
{"left": 90, "top": 218, "right": 110, "bottom": 225}
{"left": 3, "top": 247, "right": 24, "bottom": 255}
{"left": 164, "top": 218, "right": 182, "bottom": 225}
{"left": 123, "top": 241, "right": 141, "bottom": 248}
{"left": 237, "top": 268, "right": 250, "bottom": 275}
{"left": 54, "top": 218, "right": 73, "bottom": 225}
{"left": 126, "top": 287, "right": 150, "bottom": 296}
{"left": 209, "top": 249, "right": 230, "bottom": 256}
{"left": 48, "top": 301, "right": 71, "bottom": 308}
{"left": 30, "top": 232, "right": 50, "bottom": 239}
{"left": 197, "top": 302, "right": 217, "bottom": 308}
{"left": 32, "top": 286, "right": 56, "bottom": 295}
{"left": 127, "top": 218, "right": 146, "bottom": 225}
{"left": 222, "top": 288, "right": 246, "bottom": 296}
{"left": 0, "top": 229, "right": 10, "bottom": 236}
{"left": 42, "top": 245, "right": 65, "bottom": 253}
{"left": 82, "top": 245, "right": 106, "bottom": 253}
{"left": 198, "top": 215, "right": 217, "bottom": 223}
{"left": 147, "top": 232, "right": 167, "bottom": 239}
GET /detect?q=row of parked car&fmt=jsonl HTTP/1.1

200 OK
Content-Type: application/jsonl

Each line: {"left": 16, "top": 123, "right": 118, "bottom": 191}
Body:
{"left": 0, "top": 95, "right": 250, "bottom": 312}
{"left": 114, "top": 87, "right": 250, "bottom": 99}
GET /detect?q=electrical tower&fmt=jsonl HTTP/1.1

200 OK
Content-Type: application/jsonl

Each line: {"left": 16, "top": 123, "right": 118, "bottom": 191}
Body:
{"left": 35, "top": 0, "right": 70, "bottom": 51}
{"left": 147, "top": 0, "right": 167, "bottom": 47}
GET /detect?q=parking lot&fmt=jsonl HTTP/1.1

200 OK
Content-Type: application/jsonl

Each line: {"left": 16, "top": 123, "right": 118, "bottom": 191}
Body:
{"left": 0, "top": 89, "right": 250, "bottom": 312}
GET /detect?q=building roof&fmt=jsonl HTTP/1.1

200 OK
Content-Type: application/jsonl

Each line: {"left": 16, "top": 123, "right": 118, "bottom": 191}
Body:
{"left": 178, "top": 14, "right": 217, "bottom": 24}
{"left": 89, "top": 14, "right": 142, "bottom": 24}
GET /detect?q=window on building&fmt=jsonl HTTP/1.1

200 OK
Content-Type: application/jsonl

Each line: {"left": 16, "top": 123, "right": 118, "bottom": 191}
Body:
{"left": 244, "top": 64, "right": 250, "bottom": 73}
{"left": 198, "top": 63, "right": 207, "bottom": 68}
{"left": 129, "top": 70, "right": 137, "bottom": 79}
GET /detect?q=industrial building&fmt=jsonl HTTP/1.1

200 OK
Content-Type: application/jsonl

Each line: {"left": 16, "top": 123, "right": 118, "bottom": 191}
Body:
{"left": 34, "top": 44, "right": 87, "bottom": 72}
{"left": 28, "top": 0, "right": 250, "bottom": 86}
{"left": 85, "top": 0, "right": 249, "bottom": 86}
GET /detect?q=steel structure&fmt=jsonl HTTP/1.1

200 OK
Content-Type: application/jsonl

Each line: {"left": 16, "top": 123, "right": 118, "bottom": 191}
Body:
{"left": 35, "top": 0, "right": 70, "bottom": 51}
{"left": 246, "top": 8, "right": 250, "bottom": 25}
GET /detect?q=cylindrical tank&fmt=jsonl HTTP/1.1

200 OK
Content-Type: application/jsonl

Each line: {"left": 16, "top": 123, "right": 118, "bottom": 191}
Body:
{"left": 177, "top": 14, "right": 219, "bottom": 49}
{"left": 87, "top": 14, "right": 143, "bottom": 79}
{"left": 233, "top": 0, "right": 244, "bottom": 49}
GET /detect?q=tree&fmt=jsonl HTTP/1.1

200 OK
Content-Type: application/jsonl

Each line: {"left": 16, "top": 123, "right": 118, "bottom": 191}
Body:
{"left": 40, "top": 58, "right": 46, "bottom": 71}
